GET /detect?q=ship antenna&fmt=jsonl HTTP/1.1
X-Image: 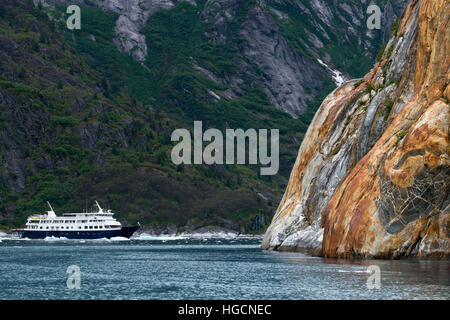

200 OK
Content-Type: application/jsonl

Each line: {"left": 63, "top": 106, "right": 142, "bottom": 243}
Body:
{"left": 46, "top": 201, "right": 56, "bottom": 218}
{"left": 95, "top": 200, "right": 104, "bottom": 214}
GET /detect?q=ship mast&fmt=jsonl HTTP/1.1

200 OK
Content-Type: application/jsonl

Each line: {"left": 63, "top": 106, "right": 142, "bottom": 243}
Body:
{"left": 46, "top": 201, "right": 56, "bottom": 218}
{"left": 95, "top": 200, "right": 104, "bottom": 214}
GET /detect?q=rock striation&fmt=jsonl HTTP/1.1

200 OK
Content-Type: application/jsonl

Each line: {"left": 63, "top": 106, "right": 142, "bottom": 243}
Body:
{"left": 262, "top": 0, "right": 449, "bottom": 259}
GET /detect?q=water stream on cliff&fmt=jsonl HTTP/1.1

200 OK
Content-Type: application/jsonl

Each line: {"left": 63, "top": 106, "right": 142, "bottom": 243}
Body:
{"left": 0, "top": 237, "right": 448, "bottom": 299}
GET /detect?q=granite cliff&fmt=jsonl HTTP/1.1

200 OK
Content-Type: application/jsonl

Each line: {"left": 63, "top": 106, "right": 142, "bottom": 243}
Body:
{"left": 262, "top": 0, "right": 449, "bottom": 259}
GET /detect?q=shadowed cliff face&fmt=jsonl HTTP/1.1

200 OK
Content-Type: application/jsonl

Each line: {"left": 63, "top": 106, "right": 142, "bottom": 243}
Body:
{"left": 262, "top": 0, "right": 449, "bottom": 259}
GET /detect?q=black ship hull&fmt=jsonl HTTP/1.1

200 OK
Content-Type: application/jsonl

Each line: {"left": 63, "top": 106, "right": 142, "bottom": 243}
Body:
{"left": 19, "top": 226, "right": 139, "bottom": 239}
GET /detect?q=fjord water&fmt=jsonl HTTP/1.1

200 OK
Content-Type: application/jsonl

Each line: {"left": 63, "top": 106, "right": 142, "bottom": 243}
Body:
{"left": 0, "top": 237, "right": 448, "bottom": 300}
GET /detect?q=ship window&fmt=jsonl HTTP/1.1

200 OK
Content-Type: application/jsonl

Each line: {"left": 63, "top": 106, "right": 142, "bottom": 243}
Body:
{"left": 89, "top": 226, "right": 93, "bottom": 229}
{"left": 85, "top": 226, "right": 88, "bottom": 229}
{"left": 94, "top": 226, "right": 98, "bottom": 229}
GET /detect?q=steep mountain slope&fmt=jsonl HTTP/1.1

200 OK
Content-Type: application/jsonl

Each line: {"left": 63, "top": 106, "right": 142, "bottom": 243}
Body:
{"left": 43, "top": 0, "right": 406, "bottom": 116}
{"left": 262, "top": 0, "right": 449, "bottom": 258}
{"left": 1, "top": 0, "right": 407, "bottom": 233}
{"left": 0, "top": 0, "right": 279, "bottom": 232}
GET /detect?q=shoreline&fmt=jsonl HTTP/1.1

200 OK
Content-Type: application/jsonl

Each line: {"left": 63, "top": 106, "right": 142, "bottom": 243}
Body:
{"left": 0, "top": 229, "right": 264, "bottom": 241}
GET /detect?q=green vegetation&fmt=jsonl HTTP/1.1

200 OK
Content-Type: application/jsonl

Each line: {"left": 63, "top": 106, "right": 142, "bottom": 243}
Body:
{"left": 365, "top": 83, "right": 374, "bottom": 94}
{"left": 394, "top": 130, "right": 407, "bottom": 146}
{"left": 0, "top": 0, "right": 303, "bottom": 232}
{"left": 377, "top": 43, "right": 387, "bottom": 62}
{"left": 396, "top": 130, "right": 407, "bottom": 141}
{"left": 353, "top": 79, "right": 365, "bottom": 88}
{"left": 268, "top": 0, "right": 393, "bottom": 79}
{"left": 383, "top": 96, "right": 394, "bottom": 120}
{"left": 0, "top": 0, "right": 394, "bottom": 232}
{"left": 392, "top": 17, "right": 401, "bottom": 36}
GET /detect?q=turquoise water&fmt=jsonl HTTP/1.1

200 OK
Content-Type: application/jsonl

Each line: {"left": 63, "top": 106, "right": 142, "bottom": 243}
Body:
{"left": 0, "top": 237, "right": 448, "bottom": 300}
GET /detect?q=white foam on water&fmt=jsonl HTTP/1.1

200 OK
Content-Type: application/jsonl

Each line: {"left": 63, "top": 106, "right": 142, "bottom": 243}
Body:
{"left": 179, "top": 231, "right": 239, "bottom": 239}
{"left": 0, "top": 236, "right": 20, "bottom": 241}
{"left": 134, "top": 234, "right": 186, "bottom": 241}
{"left": 0, "top": 231, "right": 17, "bottom": 240}
{"left": 134, "top": 232, "right": 263, "bottom": 240}
{"left": 337, "top": 269, "right": 371, "bottom": 274}
{"left": 110, "top": 236, "right": 130, "bottom": 241}
{"left": 92, "top": 237, "right": 115, "bottom": 241}
{"left": 44, "top": 236, "right": 69, "bottom": 241}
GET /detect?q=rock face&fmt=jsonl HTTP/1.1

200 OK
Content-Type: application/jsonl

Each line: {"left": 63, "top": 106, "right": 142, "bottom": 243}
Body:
{"left": 262, "top": 0, "right": 449, "bottom": 259}
{"left": 43, "top": 0, "right": 406, "bottom": 116}
{"left": 45, "top": 0, "right": 186, "bottom": 61}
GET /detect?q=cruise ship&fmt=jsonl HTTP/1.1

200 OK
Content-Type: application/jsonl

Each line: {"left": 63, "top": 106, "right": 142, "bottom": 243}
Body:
{"left": 17, "top": 201, "right": 140, "bottom": 239}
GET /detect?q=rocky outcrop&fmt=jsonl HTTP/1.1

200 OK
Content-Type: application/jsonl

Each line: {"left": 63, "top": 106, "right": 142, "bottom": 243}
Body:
{"left": 262, "top": 0, "right": 449, "bottom": 259}
{"left": 237, "top": 4, "right": 325, "bottom": 115}
{"left": 44, "top": 0, "right": 190, "bottom": 61}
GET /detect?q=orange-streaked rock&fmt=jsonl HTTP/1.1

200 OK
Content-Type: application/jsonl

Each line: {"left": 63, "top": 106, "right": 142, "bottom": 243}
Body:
{"left": 262, "top": 0, "right": 449, "bottom": 259}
